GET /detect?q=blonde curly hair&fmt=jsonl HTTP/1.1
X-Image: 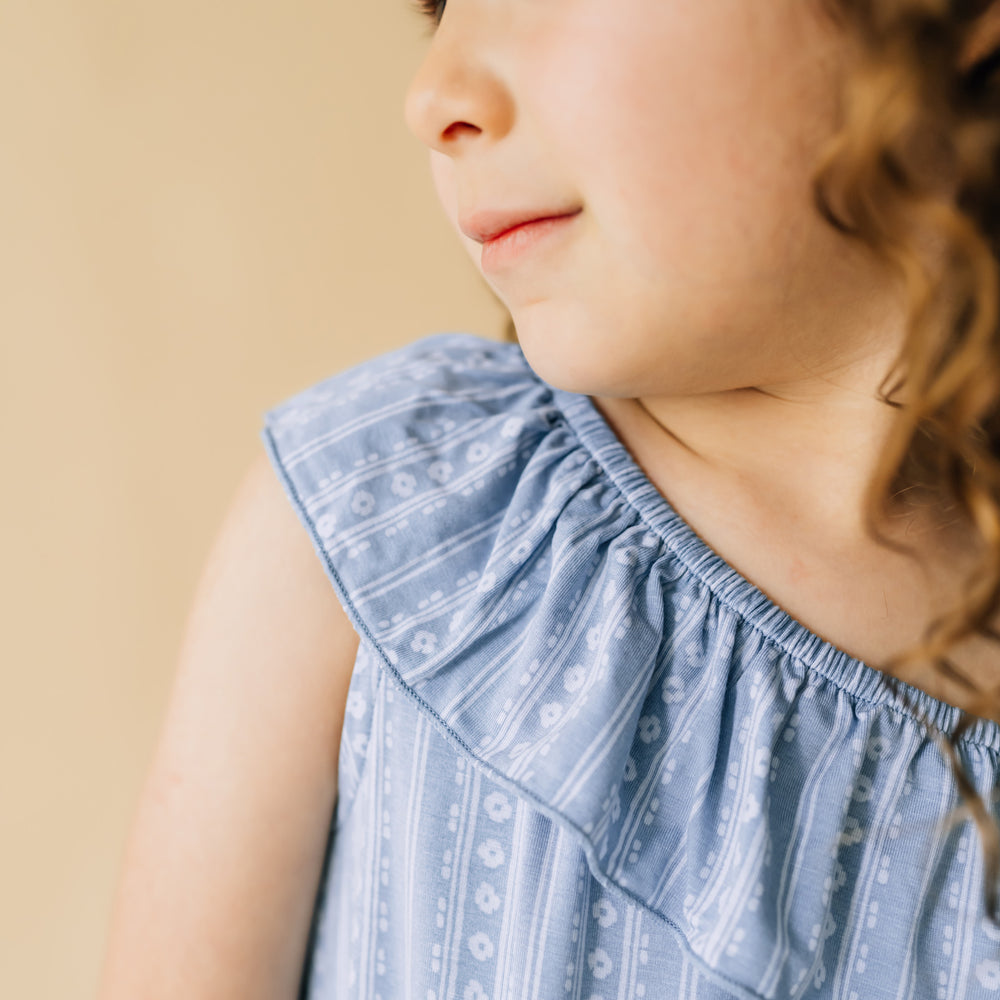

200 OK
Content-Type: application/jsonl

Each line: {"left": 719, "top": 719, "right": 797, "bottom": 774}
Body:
{"left": 811, "top": 0, "right": 1000, "bottom": 917}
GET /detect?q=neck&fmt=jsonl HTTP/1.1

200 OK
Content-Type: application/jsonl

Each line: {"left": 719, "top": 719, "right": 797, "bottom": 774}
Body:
{"left": 639, "top": 386, "right": 891, "bottom": 539}
{"left": 593, "top": 370, "right": 983, "bottom": 674}
{"left": 595, "top": 355, "right": 970, "bottom": 560}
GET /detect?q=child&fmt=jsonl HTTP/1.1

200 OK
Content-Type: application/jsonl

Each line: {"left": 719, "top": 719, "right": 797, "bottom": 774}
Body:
{"left": 100, "top": 1, "right": 1000, "bottom": 997}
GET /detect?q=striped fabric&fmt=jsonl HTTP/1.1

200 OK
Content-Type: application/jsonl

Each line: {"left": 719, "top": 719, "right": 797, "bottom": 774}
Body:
{"left": 261, "top": 333, "right": 1000, "bottom": 999}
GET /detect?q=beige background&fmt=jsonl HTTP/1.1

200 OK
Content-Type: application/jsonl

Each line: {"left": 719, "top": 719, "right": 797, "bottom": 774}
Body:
{"left": 0, "top": 3, "right": 503, "bottom": 997}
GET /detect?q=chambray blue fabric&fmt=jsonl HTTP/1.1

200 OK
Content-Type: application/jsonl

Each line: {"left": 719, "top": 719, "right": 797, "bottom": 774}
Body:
{"left": 261, "top": 333, "right": 1000, "bottom": 1000}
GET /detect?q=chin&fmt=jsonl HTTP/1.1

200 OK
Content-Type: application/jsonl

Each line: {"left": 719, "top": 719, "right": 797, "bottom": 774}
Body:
{"left": 509, "top": 307, "right": 665, "bottom": 399}
{"left": 520, "top": 349, "right": 657, "bottom": 399}
{"left": 510, "top": 298, "right": 761, "bottom": 400}
{"left": 513, "top": 321, "right": 608, "bottom": 396}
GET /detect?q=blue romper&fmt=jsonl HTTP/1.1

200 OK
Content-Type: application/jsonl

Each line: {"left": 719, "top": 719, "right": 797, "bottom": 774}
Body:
{"left": 261, "top": 333, "right": 1000, "bottom": 1000}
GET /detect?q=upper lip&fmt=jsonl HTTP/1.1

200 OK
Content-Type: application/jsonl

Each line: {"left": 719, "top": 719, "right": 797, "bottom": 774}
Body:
{"left": 459, "top": 208, "right": 581, "bottom": 244}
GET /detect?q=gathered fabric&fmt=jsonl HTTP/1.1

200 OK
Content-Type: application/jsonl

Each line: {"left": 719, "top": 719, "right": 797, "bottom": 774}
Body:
{"left": 262, "top": 333, "right": 1000, "bottom": 1000}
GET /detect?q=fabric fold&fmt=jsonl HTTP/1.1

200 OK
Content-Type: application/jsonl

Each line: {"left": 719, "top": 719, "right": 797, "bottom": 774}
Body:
{"left": 262, "top": 332, "right": 1000, "bottom": 998}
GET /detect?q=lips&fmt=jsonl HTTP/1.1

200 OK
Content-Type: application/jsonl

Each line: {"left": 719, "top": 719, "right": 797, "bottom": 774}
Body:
{"left": 460, "top": 208, "right": 582, "bottom": 245}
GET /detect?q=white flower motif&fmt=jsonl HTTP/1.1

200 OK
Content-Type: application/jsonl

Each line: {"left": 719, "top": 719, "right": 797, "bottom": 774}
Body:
{"left": 427, "top": 460, "right": 454, "bottom": 484}
{"left": 466, "top": 442, "right": 491, "bottom": 463}
{"left": 588, "top": 948, "right": 613, "bottom": 980}
{"left": 614, "top": 546, "right": 638, "bottom": 567}
{"left": 839, "top": 815, "right": 864, "bottom": 847}
{"left": 852, "top": 775, "right": 873, "bottom": 803}
{"left": 807, "top": 922, "right": 822, "bottom": 952}
{"left": 563, "top": 664, "right": 586, "bottom": 693}
{"left": 977, "top": 959, "right": 1000, "bottom": 989}
{"left": 468, "top": 931, "right": 495, "bottom": 961}
{"left": 833, "top": 862, "right": 847, "bottom": 889}
{"left": 540, "top": 702, "right": 563, "bottom": 728}
{"left": 593, "top": 900, "right": 618, "bottom": 928}
{"left": 662, "top": 676, "right": 685, "bottom": 705}
{"left": 411, "top": 630, "right": 438, "bottom": 655}
{"left": 351, "top": 490, "right": 375, "bottom": 516}
{"left": 586, "top": 627, "right": 602, "bottom": 651}
{"left": 314, "top": 512, "right": 338, "bottom": 539}
{"left": 498, "top": 416, "right": 523, "bottom": 439}
{"left": 608, "top": 785, "right": 622, "bottom": 822}
{"left": 390, "top": 472, "right": 416, "bottom": 498}
{"left": 637, "top": 715, "right": 662, "bottom": 743}
{"left": 463, "top": 981, "right": 489, "bottom": 1000}
{"left": 351, "top": 732, "right": 368, "bottom": 757}
{"left": 484, "top": 791, "right": 512, "bottom": 822}
{"left": 474, "top": 881, "right": 501, "bottom": 914}
{"left": 477, "top": 838, "right": 505, "bottom": 869}
{"left": 345, "top": 692, "right": 367, "bottom": 720}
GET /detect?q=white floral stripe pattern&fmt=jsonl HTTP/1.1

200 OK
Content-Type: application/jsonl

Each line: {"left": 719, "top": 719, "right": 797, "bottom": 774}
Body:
{"left": 262, "top": 334, "right": 1000, "bottom": 999}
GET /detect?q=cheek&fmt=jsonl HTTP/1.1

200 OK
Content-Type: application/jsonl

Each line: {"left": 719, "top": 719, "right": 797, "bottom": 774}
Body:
{"left": 538, "top": 18, "right": 834, "bottom": 289}
{"left": 534, "top": 23, "right": 762, "bottom": 238}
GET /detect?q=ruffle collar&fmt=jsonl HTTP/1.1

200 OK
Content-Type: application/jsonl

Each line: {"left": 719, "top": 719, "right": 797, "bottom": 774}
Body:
{"left": 263, "top": 334, "right": 1000, "bottom": 996}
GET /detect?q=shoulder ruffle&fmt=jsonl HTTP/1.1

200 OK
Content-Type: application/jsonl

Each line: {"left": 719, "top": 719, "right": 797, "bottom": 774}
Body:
{"left": 262, "top": 333, "right": 1000, "bottom": 998}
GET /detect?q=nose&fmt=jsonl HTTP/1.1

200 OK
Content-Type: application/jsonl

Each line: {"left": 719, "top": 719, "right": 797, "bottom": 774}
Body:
{"left": 403, "top": 6, "right": 515, "bottom": 155}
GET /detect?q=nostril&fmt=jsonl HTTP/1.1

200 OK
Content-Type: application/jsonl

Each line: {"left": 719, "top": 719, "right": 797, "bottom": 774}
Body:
{"left": 442, "top": 121, "right": 483, "bottom": 142}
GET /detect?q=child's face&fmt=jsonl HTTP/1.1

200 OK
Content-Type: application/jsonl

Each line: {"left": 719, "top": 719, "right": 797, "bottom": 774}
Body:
{"left": 405, "top": 0, "right": 897, "bottom": 398}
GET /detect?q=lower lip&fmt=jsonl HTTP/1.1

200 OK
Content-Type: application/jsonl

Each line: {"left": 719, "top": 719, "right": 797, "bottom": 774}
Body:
{"left": 480, "top": 213, "right": 580, "bottom": 273}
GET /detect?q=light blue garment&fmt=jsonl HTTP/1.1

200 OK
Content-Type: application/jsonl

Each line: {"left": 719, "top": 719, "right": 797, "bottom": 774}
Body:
{"left": 261, "top": 333, "right": 1000, "bottom": 1000}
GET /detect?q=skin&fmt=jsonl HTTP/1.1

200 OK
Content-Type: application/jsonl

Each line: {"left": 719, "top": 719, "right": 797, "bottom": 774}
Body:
{"left": 406, "top": 0, "right": 891, "bottom": 398}
{"left": 404, "top": 0, "right": 996, "bottom": 694}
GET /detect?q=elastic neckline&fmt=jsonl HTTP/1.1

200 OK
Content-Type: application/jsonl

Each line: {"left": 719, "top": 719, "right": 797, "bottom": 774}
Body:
{"left": 547, "top": 382, "right": 1000, "bottom": 754}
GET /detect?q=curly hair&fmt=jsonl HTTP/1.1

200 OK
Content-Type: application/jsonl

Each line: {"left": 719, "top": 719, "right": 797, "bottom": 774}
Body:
{"left": 809, "top": 0, "right": 1000, "bottom": 917}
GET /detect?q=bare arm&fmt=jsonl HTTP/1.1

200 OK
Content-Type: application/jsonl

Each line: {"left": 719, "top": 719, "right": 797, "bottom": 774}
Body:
{"left": 98, "top": 448, "right": 360, "bottom": 999}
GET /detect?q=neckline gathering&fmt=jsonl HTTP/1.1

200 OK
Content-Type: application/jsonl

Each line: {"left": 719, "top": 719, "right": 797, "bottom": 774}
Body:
{"left": 540, "top": 377, "right": 1000, "bottom": 754}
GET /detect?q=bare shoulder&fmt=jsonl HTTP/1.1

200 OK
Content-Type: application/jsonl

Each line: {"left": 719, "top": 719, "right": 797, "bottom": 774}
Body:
{"left": 189, "top": 447, "right": 360, "bottom": 670}
{"left": 99, "top": 447, "right": 360, "bottom": 1000}
{"left": 170, "top": 446, "right": 361, "bottom": 786}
